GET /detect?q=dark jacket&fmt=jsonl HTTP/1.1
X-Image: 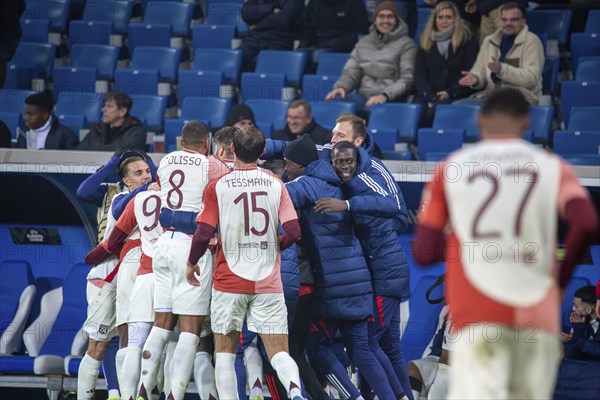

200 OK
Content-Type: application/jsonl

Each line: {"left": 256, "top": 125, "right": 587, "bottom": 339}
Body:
{"left": 301, "top": 0, "right": 369, "bottom": 53}
{"left": 271, "top": 118, "right": 332, "bottom": 145}
{"left": 242, "top": 0, "right": 305, "bottom": 48}
{"left": 344, "top": 147, "right": 411, "bottom": 299}
{"left": 0, "top": 120, "right": 11, "bottom": 148}
{"left": 476, "top": 0, "right": 528, "bottom": 16}
{"left": 564, "top": 319, "right": 600, "bottom": 361}
{"left": 414, "top": 36, "right": 479, "bottom": 103}
{"left": 16, "top": 115, "right": 79, "bottom": 149}
{"left": 281, "top": 238, "right": 300, "bottom": 316}
{"left": 76, "top": 115, "right": 146, "bottom": 152}
{"left": 285, "top": 159, "right": 373, "bottom": 321}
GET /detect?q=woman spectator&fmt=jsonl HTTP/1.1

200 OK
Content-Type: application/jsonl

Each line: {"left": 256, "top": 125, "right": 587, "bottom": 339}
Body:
{"left": 414, "top": 1, "right": 478, "bottom": 126}
{"left": 325, "top": 1, "right": 416, "bottom": 116}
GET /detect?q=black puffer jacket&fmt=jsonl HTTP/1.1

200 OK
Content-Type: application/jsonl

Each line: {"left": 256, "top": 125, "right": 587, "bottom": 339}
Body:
{"left": 16, "top": 115, "right": 79, "bottom": 149}
{"left": 76, "top": 115, "right": 146, "bottom": 152}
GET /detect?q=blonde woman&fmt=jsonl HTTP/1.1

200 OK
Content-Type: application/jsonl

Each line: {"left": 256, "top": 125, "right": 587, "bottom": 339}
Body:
{"left": 414, "top": 1, "right": 478, "bottom": 125}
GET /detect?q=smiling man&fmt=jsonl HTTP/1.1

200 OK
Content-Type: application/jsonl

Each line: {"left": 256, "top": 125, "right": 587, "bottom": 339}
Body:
{"left": 272, "top": 100, "right": 331, "bottom": 145}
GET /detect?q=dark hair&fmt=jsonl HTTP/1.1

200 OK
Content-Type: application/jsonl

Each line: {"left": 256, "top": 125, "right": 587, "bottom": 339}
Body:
{"left": 480, "top": 88, "right": 530, "bottom": 118}
{"left": 25, "top": 90, "right": 54, "bottom": 114}
{"left": 181, "top": 120, "right": 210, "bottom": 145}
{"left": 104, "top": 92, "right": 133, "bottom": 114}
{"left": 574, "top": 285, "right": 596, "bottom": 305}
{"left": 500, "top": 2, "right": 526, "bottom": 18}
{"left": 118, "top": 156, "right": 144, "bottom": 178}
{"left": 289, "top": 99, "right": 311, "bottom": 118}
{"left": 261, "top": 159, "right": 285, "bottom": 178}
{"left": 233, "top": 126, "right": 265, "bottom": 163}
{"left": 336, "top": 113, "right": 367, "bottom": 139}
{"left": 213, "top": 126, "right": 237, "bottom": 149}
{"left": 331, "top": 140, "right": 357, "bottom": 158}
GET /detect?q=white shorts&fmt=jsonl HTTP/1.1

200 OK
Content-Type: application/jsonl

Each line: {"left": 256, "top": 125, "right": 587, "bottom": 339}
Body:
{"left": 409, "top": 355, "right": 440, "bottom": 395}
{"left": 116, "top": 245, "right": 141, "bottom": 326}
{"left": 448, "top": 324, "right": 561, "bottom": 400}
{"left": 83, "top": 282, "right": 118, "bottom": 341}
{"left": 211, "top": 289, "right": 288, "bottom": 336}
{"left": 128, "top": 273, "right": 155, "bottom": 324}
{"left": 153, "top": 231, "right": 213, "bottom": 316}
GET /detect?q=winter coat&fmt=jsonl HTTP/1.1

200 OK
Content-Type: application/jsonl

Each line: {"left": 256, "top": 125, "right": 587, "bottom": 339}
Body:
{"left": 16, "top": 115, "right": 79, "bottom": 149}
{"left": 280, "top": 231, "right": 301, "bottom": 312}
{"left": 285, "top": 160, "right": 373, "bottom": 321}
{"left": 271, "top": 118, "right": 332, "bottom": 145}
{"left": 241, "top": 0, "right": 305, "bottom": 49}
{"left": 76, "top": 115, "right": 147, "bottom": 152}
{"left": 334, "top": 21, "right": 417, "bottom": 100}
{"left": 469, "top": 25, "right": 544, "bottom": 104}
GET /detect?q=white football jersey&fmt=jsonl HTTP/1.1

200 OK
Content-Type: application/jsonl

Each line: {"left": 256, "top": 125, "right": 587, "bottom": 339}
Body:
{"left": 158, "top": 149, "right": 210, "bottom": 212}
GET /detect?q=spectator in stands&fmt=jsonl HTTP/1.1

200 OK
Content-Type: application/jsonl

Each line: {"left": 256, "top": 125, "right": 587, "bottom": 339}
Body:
{"left": 16, "top": 90, "right": 79, "bottom": 150}
{"left": 301, "top": 0, "right": 369, "bottom": 54}
{"left": 272, "top": 100, "right": 331, "bottom": 145}
{"left": 458, "top": 2, "right": 544, "bottom": 104}
{"left": 378, "top": 0, "right": 418, "bottom": 38}
{"left": 561, "top": 285, "right": 600, "bottom": 361}
{"left": 325, "top": 1, "right": 416, "bottom": 115}
{"left": 415, "top": 1, "right": 479, "bottom": 126}
{"left": 240, "top": 0, "right": 305, "bottom": 70}
{"left": 424, "top": 0, "right": 481, "bottom": 31}
{"left": 77, "top": 92, "right": 147, "bottom": 152}
{"left": 465, "top": 0, "right": 528, "bottom": 43}
{"left": 0, "top": 120, "right": 13, "bottom": 148}
{"left": 0, "top": 0, "right": 24, "bottom": 88}
{"left": 224, "top": 104, "right": 256, "bottom": 129}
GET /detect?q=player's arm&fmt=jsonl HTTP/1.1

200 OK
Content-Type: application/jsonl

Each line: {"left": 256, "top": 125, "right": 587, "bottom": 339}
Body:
{"left": 76, "top": 155, "right": 121, "bottom": 206}
{"left": 111, "top": 182, "right": 151, "bottom": 220}
{"left": 279, "top": 185, "right": 301, "bottom": 250}
{"left": 84, "top": 241, "right": 112, "bottom": 266}
{"left": 557, "top": 162, "right": 599, "bottom": 289}
{"left": 412, "top": 165, "right": 449, "bottom": 266}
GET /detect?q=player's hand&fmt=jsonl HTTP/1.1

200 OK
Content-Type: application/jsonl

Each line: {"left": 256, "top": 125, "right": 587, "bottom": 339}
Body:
{"left": 559, "top": 331, "right": 573, "bottom": 342}
{"left": 186, "top": 262, "right": 201, "bottom": 286}
{"left": 365, "top": 94, "right": 388, "bottom": 107}
{"left": 325, "top": 87, "right": 346, "bottom": 101}
{"left": 314, "top": 198, "right": 348, "bottom": 213}
{"left": 459, "top": 71, "right": 478, "bottom": 87}
{"left": 488, "top": 57, "right": 502, "bottom": 74}
{"left": 148, "top": 182, "right": 160, "bottom": 191}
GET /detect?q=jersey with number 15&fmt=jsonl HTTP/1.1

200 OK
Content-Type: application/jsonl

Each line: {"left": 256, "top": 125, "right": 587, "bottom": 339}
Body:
{"left": 157, "top": 149, "right": 210, "bottom": 213}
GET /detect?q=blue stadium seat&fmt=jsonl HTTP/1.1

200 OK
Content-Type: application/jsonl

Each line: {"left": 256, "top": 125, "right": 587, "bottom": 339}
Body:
{"left": 526, "top": 10, "right": 572, "bottom": 46}
{"left": 84, "top": 0, "right": 134, "bottom": 34}
{"left": 193, "top": 49, "right": 242, "bottom": 85}
{"left": 52, "top": 67, "right": 98, "bottom": 97}
{"left": 130, "top": 95, "right": 167, "bottom": 131}
{"left": 241, "top": 73, "right": 286, "bottom": 102}
{"left": 114, "top": 68, "right": 160, "bottom": 95}
{"left": 192, "top": 24, "right": 235, "bottom": 49}
{"left": 368, "top": 103, "right": 421, "bottom": 149}
{"left": 255, "top": 51, "right": 308, "bottom": 86}
{"left": 526, "top": 106, "right": 555, "bottom": 144}
{"left": 144, "top": 1, "right": 194, "bottom": 37}
{"left": 431, "top": 104, "right": 480, "bottom": 142}
{"left": 0, "top": 89, "right": 36, "bottom": 113}
{"left": 381, "top": 150, "right": 414, "bottom": 160}
{"left": 20, "top": 19, "right": 50, "bottom": 43}
{"left": 57, "top": 114, "right": 86, "bottom": 134}
{"left": 164, "top": 119, "right": 184, "bottom": 152}
{"left": 0, "top": 112, "right": 24, "bottom": 140}
{"left": 560, "top": 154, "right": 599, "bottom": 166}
{"left": 179, "top": 97, "right": 233, "bottom": 128}
{"left": 127, "top": 23, "right": 172, "bottom": 52}
{"left": 4, "top": 65, "right": 35, "bottom": 90}
{"left": 302, "top": 75, "right": 338, "bottom": 102}
{"left": 23, "top": 0, "right": 70, "bottom": 33}
{"left": 178, "top": 70, "right": 223, "bottom": 104}
{"left": 205, "top": 2, "right": 248, "bottom": 37}
{"left": 561, "top": 81, "right": 600, "bottom": 125}
{"left": 417, "top": 128, "right": 463, "bottom": 160}
{"left": 246, "top": 99, "right": 289, "bottom": 137}
{"left": 0, "top": 261, "right": 36, "bottom": 355}
{"left": 568, "top": 107, "right": 600, "bottom": 132}
{"left": 570, "top": 33, "right": 600, "bottom": 71}
{"left": 8, "top": 42, "right": 56, "bottom": 78}
{"left": 575, "top": 57, "right": 600, "bottom": 82}
{"left": 554, "top": 131, "right": 600, "bottom": 157}
{"left": 316, "top": 53, "right": 350, "bottom": 77}
{"left": 542, "top": 56, "right": 559, "bottom": 95}
{"left": 414, "top": 6, "right": 433, "bottom": 41}
{"left": 586, "top": 10, "right": 600, "bottom": 34}
{"left": 131, "top": 47, "right": 181, "bottom": 83}
{"left": 70, "top": 44, "right": 119, "bottom": 81}
{"left": 309, "top": 101, "right": 356, "bottom": 131}
{"left": 55, "top": 92, "right": 103, "bottom": 128}
{"left": 69, "top": 20, "right": 113, "bottom": 45}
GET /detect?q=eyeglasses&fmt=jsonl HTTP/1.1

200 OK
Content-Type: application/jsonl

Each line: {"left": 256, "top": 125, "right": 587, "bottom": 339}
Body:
{"left": 376, "top": 13, "right": 396, "bottom": 20}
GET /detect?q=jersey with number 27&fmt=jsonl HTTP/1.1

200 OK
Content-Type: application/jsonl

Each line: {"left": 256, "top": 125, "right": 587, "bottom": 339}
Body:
{"left": 157, "top": 149, "right": 209, "bottom": 212}
{"left": 196, "top": 167, "right": 298, "bottom": 294}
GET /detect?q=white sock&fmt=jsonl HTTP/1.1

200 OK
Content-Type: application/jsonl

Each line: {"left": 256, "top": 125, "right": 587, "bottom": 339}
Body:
{"left": 428, "top": 363, "right": 450, "bottom": 400}
{"left": 120, "top": 346, "right": 142, "bottom": 400}
{"left": 163, "top": 340, "right": 177, "bottom": 397}
{"left": 116, "top": 348, "right": 127, "bottom": 390}
{"left": 244, "top": 342, "right": 263, "bottom": 396}
{"left": 138, "top": 327, "right": 171, "bottom": 398}
{"left": 108, "top": 388, "right": 120, "bottom": 399}
{"left": 77, "top": 354, "right": 101, "bottom": 400}
{"left": 412, "top": 389, "right": 421, "bottom": 400}
{"left": 170, "top": 332, "right": 199, "bottom": 400}
{"left": 270, "top": 351, "right": 301, "bottom": 398}
{"left": 215, "top": 352, "right": 238, "bottom": 400}
{"left": 194, "top": 351, "right": 217, "bottom": 400}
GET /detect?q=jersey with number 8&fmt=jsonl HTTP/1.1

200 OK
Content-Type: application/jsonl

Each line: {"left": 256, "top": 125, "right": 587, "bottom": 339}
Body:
{"left": 157, "top": 149, "right": 209, "bottom": 212}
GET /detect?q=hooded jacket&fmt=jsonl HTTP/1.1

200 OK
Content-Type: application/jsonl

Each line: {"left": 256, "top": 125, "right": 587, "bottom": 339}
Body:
{"left": 271, "top": 118, "right": 332, "bottom": 145}
{"left": 77, "top": 115, "right": 147, "bottom": 152}
{"left": 285, "top": 160, "right": 373, "bottom": 321}
{"left": 16, "top": 115, "right": 79, "bottom": 150}
{"left": 334, "top": 21, "right": 417, "bottom": 100}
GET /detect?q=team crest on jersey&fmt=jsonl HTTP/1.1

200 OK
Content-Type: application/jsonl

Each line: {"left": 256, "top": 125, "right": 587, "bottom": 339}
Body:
{"left": 260, "top": 241, "right": 268, "bottom": 250}
{"left": 98, "top": 324, "right": 109, "bottom": 335}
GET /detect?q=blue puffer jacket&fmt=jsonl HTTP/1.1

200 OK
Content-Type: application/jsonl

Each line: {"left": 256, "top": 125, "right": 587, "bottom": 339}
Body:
{"left": 285, "top": 160, "right": 373, "bottom": 321}
{"left": 344, "top": 147, "right": 411, "bottom": 299}
{"left": 280, "top": 227, "right": 300, "bottom": 315}
{"left": 264, "top": 132, "right": 409, "bottom": 234}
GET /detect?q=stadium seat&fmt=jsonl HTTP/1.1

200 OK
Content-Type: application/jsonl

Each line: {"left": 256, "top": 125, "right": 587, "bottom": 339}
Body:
{"left": 193, "top": 49, "right": 242, "bottom": 85}
{"left": 526, "top": 106, "right": 555, "bottom": 144}
{"left": 23, "top": 0, "right": 70, "bottom": 33}
{"left": 127, "top": 23, "right": 172, "bottom": 52}
{"left": 316, "top": 53, "right": 350, "bottom": 77}
{"left": 114, "top": 68, "right": 160, "bottom": 95}
{"left": 526, "top": 10, "right": 572, "bottom": 46}
{"left": 255, "top": 51, "right": 308, "bottom": 86}
{"left": 417, "top": 128, "right": 463, "bottom": 160}
{"left": 553, "top": 131, "right": 600, "bottom": 157}
{"left": 57, "top": 114, "right": 87, "bottom": 134}
{"left": 568, "top": 107, "right": 600, "bottom": 132}
{"left": 561, "top": 154, "right": 600, "bottom": 166}
{"left": 130, "top": 95, "right": 167, "bottom": 131}
{"left": 241, "top": 73, "right": 286, "bottom": 102}
{"left": 144, "top": 1, "right": 194, "bottom": 37}
{"left": 69, "top": 20, "right": 113, "bottom": 46}
{"left": 180, "top": 97, "right": 233, "bottom": 128}
{"left": 575, "top": 57, "right": 600, "bottom": 82}
{"left": 178, "top": 70, "right": 223, "bottom": 104}
{"left": 561, "top": 81, "right": 600, "bottom": 125}
{"left": 192, "top": 24, "right": 235, "bottom": 50}
{"left": 55, "top": 91, "right": 103, "bottom": 128}
{"left": 70, "top": 44, "right": 119, "bottom": 81}
{"left": 431, "top": 104, "right": 480, "bottom": 142}
{"left": 246, "top": 99, "right": 289, "bottom": 137}
{"left": 4, "top": 65, "right": 35, "bottom": 90}
{"left": 0, "top": 89, "right": 36, "bottom": 113}
{"left": 542, "top": 56, "right": 559, "bottom": 95}
{"left": 53, "top": 67, "right": 98, "bottom": 98}
{"left": 368, "top": 103, "right": 421, "bottom": 149}
{"left": 309, "top": 101, "right": 356, "bottom": 131}
{"left": 20, "top": 19, "right": 50, "bottom": 43}
{"left": 414, "top": 6, "right": 433, "bottom": 41}
{"left": 8, "top": 42, "right": 56, "bottom": 78}
{"left": 381, "top": 150, "right": 414, "bottom": 160}
{"left": 586, "top": 10, "right": 600, "bottom": 34}
{"left": 0, "top": 112, "right": 24, "bottom": 140}
{"left": 302, "top": 75, "right": 338, "bottom": 102}
{"left": 131, "top": 47, "right": 181, "bottom": 83}
{"left": 0, "top": 261, "right": 36, "bottom": 355}
{"left": 83, "top": 0, "right": 134, "bottom": 34}
{"left": 205, "top": 2, "right": 248, "bottom": 37}
{"left": 570, "top": 33, "right": 600, "bottom": 71}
